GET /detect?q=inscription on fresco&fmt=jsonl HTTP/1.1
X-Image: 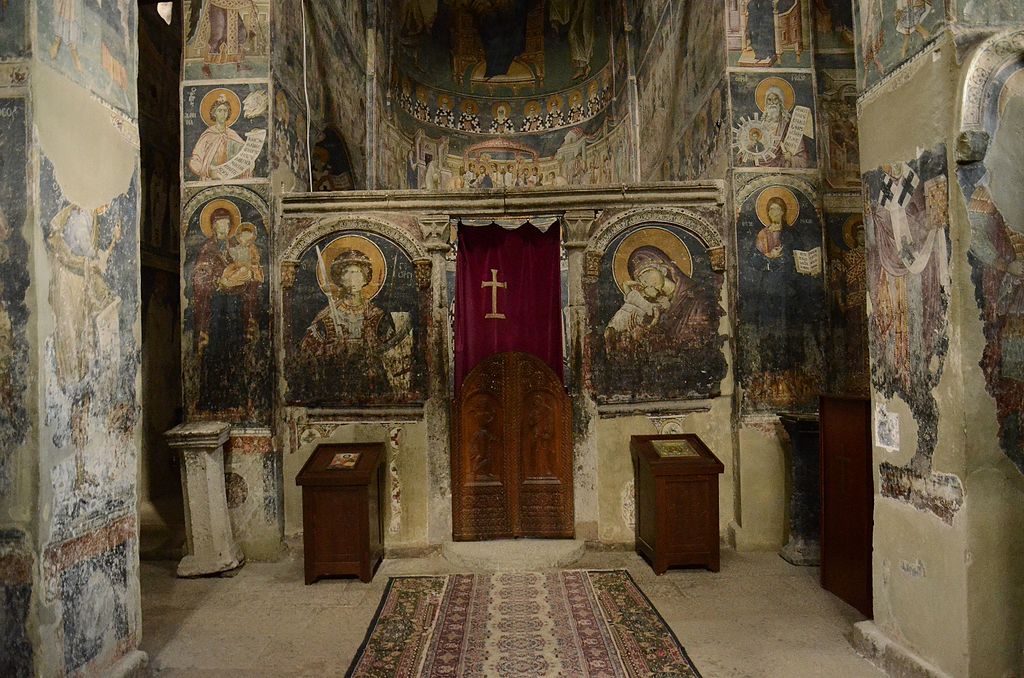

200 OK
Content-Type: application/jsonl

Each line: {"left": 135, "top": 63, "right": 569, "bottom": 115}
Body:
{"left": 960, "top": 58, "right": 1024, "bottom": 474}
{"left": 587, "top": 222, "right": 726, "bottom": 403}
{"left": 284, "top": 231, "right": 427, "bottom": 408}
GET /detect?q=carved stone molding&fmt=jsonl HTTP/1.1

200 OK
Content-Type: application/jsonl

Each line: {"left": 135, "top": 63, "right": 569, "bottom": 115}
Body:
{"left": 279, "top": 214, "right": 428, "bottom": 266}
{"left": 587, "top": 207, "right": 727, "bottom": 274}
{"left": 419, "top": 214, "right": 453, "bottom": 252}
{"left": 734, "top": 174, "right": 821, "bottom": 220}
{"left": 563, "top": 209, "right": 598, "bottom": 248}
{"left": 276, "top": 214, "right": 428, "bottom": 284}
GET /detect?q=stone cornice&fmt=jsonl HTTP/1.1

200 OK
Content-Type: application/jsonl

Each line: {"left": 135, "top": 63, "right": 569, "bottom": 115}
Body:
{"left": 280, "top": 182, "right": 726, "bottom": 219}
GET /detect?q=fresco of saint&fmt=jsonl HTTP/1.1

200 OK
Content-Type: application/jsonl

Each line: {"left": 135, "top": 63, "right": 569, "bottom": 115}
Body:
{"left": 549, "top": 0, "right": 596, "bottom": 79}
{"left": 301, "top": 236, "right": 414, "bottom": 399}
{"left": 49, "top": 0, "right": 83, "bottom": 71}
{"left": 188, "top": 88, "right": 265, "bottom": 181}
{"left": 186, "top": 0, "right": 265, "bottom": 77}
{"left": 734, "top": 77, "right": 814, "bottom": 168}
{"left": 743, "top": 0, "right": 778, "bottom": 63}
{"left": 964, "top": 66, "right": 1024, "bottom": 471}
{"left": 48, "top": 205, "right": 122, "bottom": 393}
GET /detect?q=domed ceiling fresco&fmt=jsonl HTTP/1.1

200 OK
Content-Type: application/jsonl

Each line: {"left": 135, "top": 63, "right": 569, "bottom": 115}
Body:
{"left": 381, "top": 0, "right": 631, "bottom": 191}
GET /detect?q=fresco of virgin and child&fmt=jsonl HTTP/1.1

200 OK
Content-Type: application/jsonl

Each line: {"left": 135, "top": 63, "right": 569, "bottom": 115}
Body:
{"left": 589, "top": 224, "right": 726, "bottom": 403}
{"left": 184, "top": 191, "right": 272, "bottom": 421}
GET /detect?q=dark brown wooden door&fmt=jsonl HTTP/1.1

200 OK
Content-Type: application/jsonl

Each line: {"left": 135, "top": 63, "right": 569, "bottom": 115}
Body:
{"left": 452, "top": 352, "right": 574, "bottom": 541}
{"left": 820, "top": 396, "right": 873, "bottom": 617}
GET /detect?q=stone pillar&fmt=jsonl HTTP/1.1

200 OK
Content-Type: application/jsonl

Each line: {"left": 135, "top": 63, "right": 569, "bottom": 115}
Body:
{"left": 421, "top": 215, "right": 454, "bottom": 544}
{"left": 563, "top": 210, "right": 600, "bottom": 541}
{"left": 778, "top": 414, "right": 821, "bottom": 566}
{"left": 166, "top": 422, "right": 245, "bottom": 577}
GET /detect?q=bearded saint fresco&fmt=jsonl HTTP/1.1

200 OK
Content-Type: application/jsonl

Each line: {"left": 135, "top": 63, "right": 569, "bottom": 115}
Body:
{"left": 963, "top": 64, "right": 1024, "bottom": 472}
{"left": 733, "top": 76, "right": 814, "bottom": 169}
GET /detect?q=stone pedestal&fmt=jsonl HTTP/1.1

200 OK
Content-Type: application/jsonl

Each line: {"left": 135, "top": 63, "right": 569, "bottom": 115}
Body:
{"left": 165, "top": 422, "right": 245, "bottom": 577}
{"left": 778, "top": 414, "right": 821, "bottom": 566}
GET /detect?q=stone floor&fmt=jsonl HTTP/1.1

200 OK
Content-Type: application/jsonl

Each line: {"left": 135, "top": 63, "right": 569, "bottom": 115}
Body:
{"left": 140, "top": 547, "right": 884, "bottom": 677}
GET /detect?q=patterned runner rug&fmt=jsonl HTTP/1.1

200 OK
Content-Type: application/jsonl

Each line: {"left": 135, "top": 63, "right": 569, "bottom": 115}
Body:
{"left": 346, "top": 569, "right": 702, "bottom": 677}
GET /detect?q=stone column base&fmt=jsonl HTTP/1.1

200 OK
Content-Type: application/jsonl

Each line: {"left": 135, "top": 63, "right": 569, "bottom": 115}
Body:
{"left": 852, "top": 621, "right": 954, "bottom": 678}
{"left": 165, "top": 422, "right": 245, "bottom": 577}
{"left": 106, "top": 649, "right": 148, "bottom": 678}
{"left": 780, "top": 536, "right": 820, "bottom": 566}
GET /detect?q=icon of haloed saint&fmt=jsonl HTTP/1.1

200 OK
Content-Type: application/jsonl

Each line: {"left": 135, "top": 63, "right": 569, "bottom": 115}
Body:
{"left": 189, "top": 88, "right": 265, "bottom": 182}
{"left": 301, "top": 235, "right": 414, "bottom": 400}
{"left": 604, "top": 227, "right": 711, "bottom": 356}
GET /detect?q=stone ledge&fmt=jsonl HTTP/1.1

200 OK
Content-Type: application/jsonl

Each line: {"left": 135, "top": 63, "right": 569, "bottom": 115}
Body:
{"left": 165, "top": 421, "right": 231, "bottom": 451}
{"left": 852, "top": 621, "right": 955, "bottom": 678}
{"left": 442, "top": 539, "right": 585, "bottom": 571}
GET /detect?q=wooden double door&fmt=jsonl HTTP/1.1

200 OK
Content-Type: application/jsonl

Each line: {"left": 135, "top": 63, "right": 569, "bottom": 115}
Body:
{"left": 452, "top": 352, "right": 574, "bottom": 541}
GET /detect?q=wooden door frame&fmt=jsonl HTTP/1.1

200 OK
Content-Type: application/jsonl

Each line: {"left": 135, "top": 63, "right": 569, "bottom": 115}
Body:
{"left": 451, "top": 352, "right": 574, "bottom": 541}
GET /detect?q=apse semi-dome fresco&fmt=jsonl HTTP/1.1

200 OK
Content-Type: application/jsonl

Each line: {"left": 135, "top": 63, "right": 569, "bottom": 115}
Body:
{"left": 381, "top": 0, "right": 632, "bottom": 191}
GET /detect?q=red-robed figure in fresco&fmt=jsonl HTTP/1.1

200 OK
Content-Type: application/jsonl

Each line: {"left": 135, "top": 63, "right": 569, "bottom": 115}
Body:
{"left": 191, "top": 205, "right": 262, "bottom": 411}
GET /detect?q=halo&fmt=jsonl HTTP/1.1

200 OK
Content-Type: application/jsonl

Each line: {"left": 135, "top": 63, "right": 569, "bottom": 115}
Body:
{"left": 547, "top": 94, "right": 563, "bottom": 108}
{"left": 842, "top": 214, "right": 865, "bottom": 249}
{"left": 462, "top": 99, "right": 478, "bottom": 114}
{"left": 569, "top": 90, "right": 582, "bottom": 104}
{"left": 612, "top": 226, "right": 693, "bottom": 295}
{"left": 525, "top": 100, "right": 541, "bottom": 115}
{"left": 315, "top": 234, "right": 387, "bottom": 300}
{"left": 492, "top": 101, "right": 511, "bottom": 117}
{"left": 755, "top": 186, "right": 800, "bottom": 227}
{"left": 199, "top": 199, "right": 241, "bottom": 238}
{"left": 232, "top": 221, "right": 257, "bottom": 239}
{"left": 755, "top": 77, "right": 796, "bottom": 113}
{"left": 200, "top": 88, "right": 241, "bottom": 127}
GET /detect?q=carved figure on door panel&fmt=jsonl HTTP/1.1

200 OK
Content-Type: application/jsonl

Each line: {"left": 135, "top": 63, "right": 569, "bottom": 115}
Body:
{"left": 468, "top": 395, "right": 501, "bottom": 481}
{"left": 523, "top": 390, "right": 554, "bottom": 478}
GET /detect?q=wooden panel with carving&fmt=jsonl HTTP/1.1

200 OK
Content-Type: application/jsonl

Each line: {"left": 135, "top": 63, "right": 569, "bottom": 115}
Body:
{"left": 452, "top": 352, "right": 574, "bottom": 540}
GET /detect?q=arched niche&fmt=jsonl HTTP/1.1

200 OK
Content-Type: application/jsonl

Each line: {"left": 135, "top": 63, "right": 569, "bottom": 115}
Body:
{"left": 583, "top": 208, "right": 729, "bottom": 403}
{"left": 279, "top": 218, "right": 432, "bottom": 409}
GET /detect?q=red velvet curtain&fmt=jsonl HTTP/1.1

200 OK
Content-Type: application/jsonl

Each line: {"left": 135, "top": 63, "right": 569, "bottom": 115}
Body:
{"left": 455, "top": 222, "right": 563, "bottom": 389}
